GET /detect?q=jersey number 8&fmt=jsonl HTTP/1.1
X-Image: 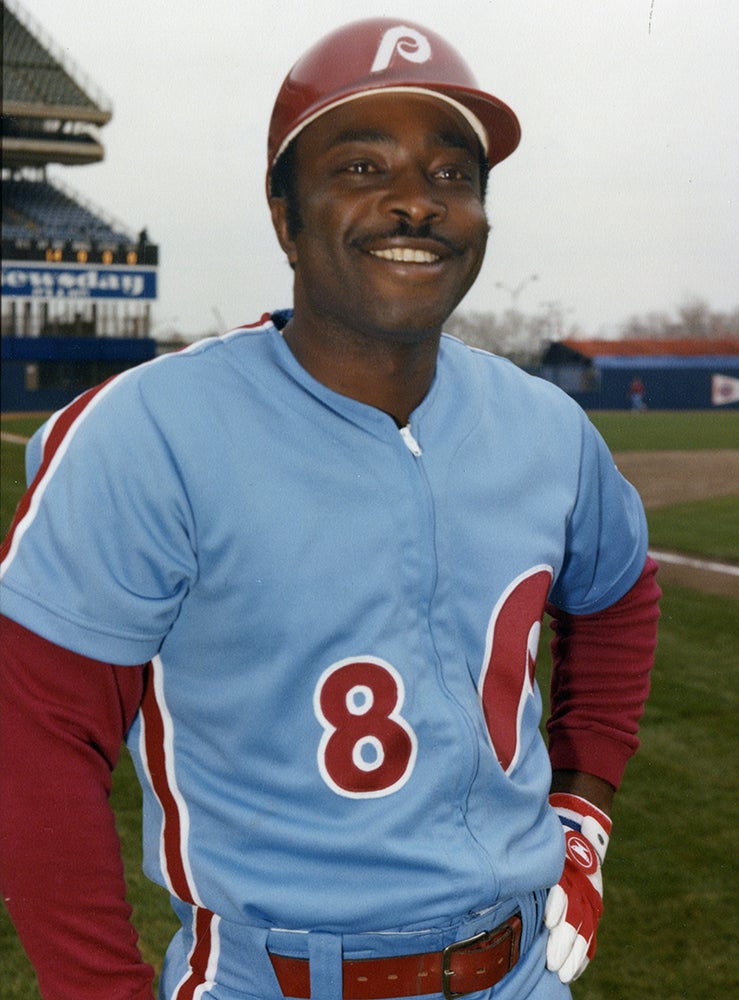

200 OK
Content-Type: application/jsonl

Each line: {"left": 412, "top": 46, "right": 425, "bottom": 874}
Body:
{"left": 313, "top": 565, "right": 553, "bottom": 798}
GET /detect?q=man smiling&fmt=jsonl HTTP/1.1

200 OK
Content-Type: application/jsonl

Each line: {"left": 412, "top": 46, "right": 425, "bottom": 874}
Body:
{"left": 0, "top": 18, "right": 660, "bottom": 1000}
{"left": 271, "top": 94, "right": 489, "bottom": 422}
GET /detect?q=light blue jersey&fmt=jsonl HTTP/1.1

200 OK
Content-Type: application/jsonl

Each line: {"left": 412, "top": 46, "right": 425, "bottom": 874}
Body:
{"left": 1, "top": 314, "right": 647, "bottom": 994}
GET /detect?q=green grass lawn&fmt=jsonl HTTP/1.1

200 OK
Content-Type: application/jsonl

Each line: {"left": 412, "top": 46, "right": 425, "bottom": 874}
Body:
{"left": 0, "top": 416, "right": 50, "bottom": 440}
{"left": 589, "top": 409, "right": 738, "bottom": 451}
{"left": 647, "top": 494, "right": 739, "bottom": 562}
{"left": 2, "top": 409, "right": 737, "bottom": 998}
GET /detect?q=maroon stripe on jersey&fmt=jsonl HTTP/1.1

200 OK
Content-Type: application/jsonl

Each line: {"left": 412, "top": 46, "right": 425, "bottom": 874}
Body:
{"left": 140, "top": 662, "right": 197, "bottom": 906}
{"left": 175, "top": 907, "right": 217, "bottom": 999}
{"left": 240, "top": 312, "right": 273, "bottom": 329}
{"left": 0, "top": 376, "right": 118, "bottom": 562}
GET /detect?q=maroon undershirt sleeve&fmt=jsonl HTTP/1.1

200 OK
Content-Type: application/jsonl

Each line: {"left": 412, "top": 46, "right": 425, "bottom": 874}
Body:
{"left": 545, "top": 555, "right": 661, "bottom": 789}
{"left": 0, "top": 616, "right": 155, "bottom": 999}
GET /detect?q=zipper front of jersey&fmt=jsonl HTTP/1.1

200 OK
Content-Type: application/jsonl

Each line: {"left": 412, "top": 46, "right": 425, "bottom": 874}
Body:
{"left": 393, "top": 418, "right": 498, "bottom": 897}
{"left": 399, "top": 422, "right": 423, "bottom": 457}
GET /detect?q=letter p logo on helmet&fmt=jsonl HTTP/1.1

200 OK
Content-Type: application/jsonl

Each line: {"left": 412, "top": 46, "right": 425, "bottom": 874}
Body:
{"left": 370, "top": 26, "right": 432, "bottom": 73}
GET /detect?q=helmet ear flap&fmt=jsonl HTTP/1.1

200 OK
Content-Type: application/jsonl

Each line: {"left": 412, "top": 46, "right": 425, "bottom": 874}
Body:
{"left": 266, "top": 18, "right": 520, "bottom": 199}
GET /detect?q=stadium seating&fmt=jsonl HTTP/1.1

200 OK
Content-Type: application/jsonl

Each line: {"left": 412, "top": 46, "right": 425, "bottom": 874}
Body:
{"left": 2, "top": 177, "right": 130, "bottom": 245}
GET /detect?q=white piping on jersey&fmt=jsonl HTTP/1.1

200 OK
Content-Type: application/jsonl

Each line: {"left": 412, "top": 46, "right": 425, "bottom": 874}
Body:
{"left": 0, "top": 377, "right": 119, "bottom": 581}
{"left": 140, "top": 654, "right": 204, "bottom": 907}
{"left": 171, "top": 909, "right": 221, "bottom": 998}
{"left": 399, "top": 423, "right": 423, "bottom": 457}
{"left": 202, "top": 913, "right": 222, "bottom": 986}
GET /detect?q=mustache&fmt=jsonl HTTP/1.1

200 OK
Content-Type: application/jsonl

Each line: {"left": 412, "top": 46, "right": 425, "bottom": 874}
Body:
{"left": 353, "top": 220, "right": 463, "bottom": 254}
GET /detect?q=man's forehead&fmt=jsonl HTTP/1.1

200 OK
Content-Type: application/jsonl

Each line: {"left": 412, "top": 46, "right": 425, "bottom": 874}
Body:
{"left": 299, "top": 92, "right": 482, "bottom": 153}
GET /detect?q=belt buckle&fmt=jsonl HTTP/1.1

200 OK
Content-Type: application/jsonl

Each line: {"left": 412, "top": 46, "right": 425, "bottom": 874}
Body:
{"left": 441, "top": 929, "right": 491, "bottom": 1000}
{"left": 441, "top": 920, "right": 518, "bottom": 1000}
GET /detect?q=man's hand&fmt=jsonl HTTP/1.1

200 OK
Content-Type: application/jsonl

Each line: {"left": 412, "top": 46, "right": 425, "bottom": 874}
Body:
{"left": 544, "top": 792, "right": 612, "bottom": 983}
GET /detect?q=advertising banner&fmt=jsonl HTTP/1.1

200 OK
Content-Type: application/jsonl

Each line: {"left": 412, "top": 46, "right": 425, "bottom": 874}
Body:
{"left": 2, "top": 262, "right": 157, "bottom": 300}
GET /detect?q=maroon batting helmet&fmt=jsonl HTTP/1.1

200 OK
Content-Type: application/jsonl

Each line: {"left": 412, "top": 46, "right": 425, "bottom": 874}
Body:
{"left": 267, "top": 18, "right": 521, "bottom": 197}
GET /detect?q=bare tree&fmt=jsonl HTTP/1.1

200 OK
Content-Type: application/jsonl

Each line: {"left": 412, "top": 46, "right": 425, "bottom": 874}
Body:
{"left": 619, "top": 298, "right": 739, "bottom": 339}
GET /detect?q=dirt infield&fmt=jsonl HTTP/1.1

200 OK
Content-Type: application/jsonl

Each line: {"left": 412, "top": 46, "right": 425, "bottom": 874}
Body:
{"left": 614, "top": 449, "right": 739, "bottom": 598}
{"left": 614, "top": 450, "right": 739, "bottom": 509}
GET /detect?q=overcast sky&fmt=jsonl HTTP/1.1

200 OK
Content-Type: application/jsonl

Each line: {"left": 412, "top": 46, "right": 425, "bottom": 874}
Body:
{"left": 16, "top": 0, "right": 739, "bottom": 339}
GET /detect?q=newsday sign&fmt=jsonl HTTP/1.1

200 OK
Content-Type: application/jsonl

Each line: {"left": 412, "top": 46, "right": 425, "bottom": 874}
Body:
{"left": 2, "top": 262, "right": 157, "bottom": 300}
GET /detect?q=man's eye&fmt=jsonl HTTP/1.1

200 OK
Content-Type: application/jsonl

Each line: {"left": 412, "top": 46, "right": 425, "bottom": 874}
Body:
{"left": 346, "top": 161, "right": 378, "bottom": 174}
{"left": 435, "top": 165, "right": 470, "bottom": 181}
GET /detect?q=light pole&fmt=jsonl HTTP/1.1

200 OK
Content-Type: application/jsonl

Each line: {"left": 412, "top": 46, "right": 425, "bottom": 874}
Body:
{"left": 495, "top": 274, "right": 539, "bottom": 309}
{"left": 495, "top": 274, "right": 538, "bottom": 346}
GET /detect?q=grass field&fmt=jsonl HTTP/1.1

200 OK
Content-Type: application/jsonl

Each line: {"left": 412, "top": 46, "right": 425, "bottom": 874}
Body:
{"left": 588, "top": 409, "right": 739, "bottom": 451}
{"left": 1, "top": 409, "right": 737, "bottom": 999}
{"left": 647, "top": 494, "right": 739, "bottom": 562}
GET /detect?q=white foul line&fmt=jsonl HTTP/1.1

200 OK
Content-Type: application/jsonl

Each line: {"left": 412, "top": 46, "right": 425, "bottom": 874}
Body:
{"left": 1, "top": 432, "right": 30, "bottom": 445}
{"left": 649, "top": 549, "right": 739, "bottom": 578}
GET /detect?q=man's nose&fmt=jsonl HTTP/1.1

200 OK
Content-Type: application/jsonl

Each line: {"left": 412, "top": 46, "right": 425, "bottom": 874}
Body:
{"left": 382, "top": 167, "right": 446, "bottom": 228}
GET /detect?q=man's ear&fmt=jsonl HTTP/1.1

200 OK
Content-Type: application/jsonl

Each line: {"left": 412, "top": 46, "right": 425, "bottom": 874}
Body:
{"left": 269, "top": 197, "right": 298, "bottom": 266}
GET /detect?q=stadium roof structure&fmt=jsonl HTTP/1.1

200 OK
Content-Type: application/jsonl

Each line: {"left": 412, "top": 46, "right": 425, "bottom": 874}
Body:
{"left": 2, "top": 0, "right": 112, "bottom": 166}
{"left": 562, "top": 337, "right": 739, "bottom": 358}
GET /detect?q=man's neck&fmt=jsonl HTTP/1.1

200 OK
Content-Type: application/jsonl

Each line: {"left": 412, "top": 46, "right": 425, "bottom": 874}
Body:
{"left": 281, "top": 317, "right": 441, "bottom": 427}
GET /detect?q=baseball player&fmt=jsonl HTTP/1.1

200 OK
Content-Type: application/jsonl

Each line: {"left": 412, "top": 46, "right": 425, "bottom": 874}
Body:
{"left": 0, "top": 18, "right": 660, "bottom": 1000}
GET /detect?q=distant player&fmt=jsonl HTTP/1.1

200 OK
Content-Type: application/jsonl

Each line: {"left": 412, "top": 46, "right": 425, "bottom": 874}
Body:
{"left": 1, "top": 18, "right": 660, "bottom": 999}
{"left": 629, "top": 377, "right": 647, "bottom": 411}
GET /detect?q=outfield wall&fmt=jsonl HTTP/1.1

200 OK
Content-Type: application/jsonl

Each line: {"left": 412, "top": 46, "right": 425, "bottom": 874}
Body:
{"left": 1, "top": 335, "right": 156, "bottom": 412}
{"left": 548, "top": 355, "right": 739, "bottom": 410}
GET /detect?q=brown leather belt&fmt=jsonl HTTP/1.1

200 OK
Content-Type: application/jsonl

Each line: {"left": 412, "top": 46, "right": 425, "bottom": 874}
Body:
{"left": 269, "top": 913, "right": 522, "bottom": 1000}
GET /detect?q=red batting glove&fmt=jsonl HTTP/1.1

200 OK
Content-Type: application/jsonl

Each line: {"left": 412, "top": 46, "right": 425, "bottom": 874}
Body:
{"left": 544, "top": 793, "right": 612, "bottom": 983}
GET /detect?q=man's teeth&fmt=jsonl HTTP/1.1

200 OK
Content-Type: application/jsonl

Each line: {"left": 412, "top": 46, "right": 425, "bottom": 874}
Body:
{"left": 370, "top": 247, "right": 440, "bottom": 263}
